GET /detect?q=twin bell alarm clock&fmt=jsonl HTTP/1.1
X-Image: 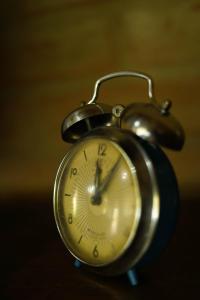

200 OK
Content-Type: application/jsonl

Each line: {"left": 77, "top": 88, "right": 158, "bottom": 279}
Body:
{"left": 53, "top": 71, "right": 184, "bottom": 285}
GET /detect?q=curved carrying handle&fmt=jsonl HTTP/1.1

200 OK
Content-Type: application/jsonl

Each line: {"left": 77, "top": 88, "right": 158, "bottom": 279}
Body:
{"left": 87, "top": 71, "right": 155, "bottom": 104}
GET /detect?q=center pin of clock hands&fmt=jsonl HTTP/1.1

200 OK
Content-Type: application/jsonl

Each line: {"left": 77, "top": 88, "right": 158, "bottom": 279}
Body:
{"left": 91, "top": 156, "right": 122, "bottom": 205}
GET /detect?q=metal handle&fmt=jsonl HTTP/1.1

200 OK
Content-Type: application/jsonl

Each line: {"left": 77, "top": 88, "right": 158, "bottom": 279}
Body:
{"left": 87, "top": 71, "right": 155, "bottom": 104}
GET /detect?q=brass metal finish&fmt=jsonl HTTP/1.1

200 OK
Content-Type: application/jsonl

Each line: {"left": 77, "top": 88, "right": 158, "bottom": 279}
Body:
{"left": 120, "top": 102, "right": 185, "bottom": 150}
{"left": 61, "top": 102, "right": 113, "bottom": 143}
{"left": 61, "top": 71, "right": 184, "bottom": 149}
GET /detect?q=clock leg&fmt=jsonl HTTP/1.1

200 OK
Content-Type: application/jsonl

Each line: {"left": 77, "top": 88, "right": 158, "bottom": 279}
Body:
{"left": 74, "top": 259, "right": 81, "bottom": 269}
{"left": 127, "top": 268, "right": 138, "bottom": 286}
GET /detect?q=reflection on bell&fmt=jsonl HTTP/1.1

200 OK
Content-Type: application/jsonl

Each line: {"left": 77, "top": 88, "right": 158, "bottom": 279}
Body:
{"left": 62, "top": 103, "right": 113, "bottom": 143}
{"left": 120, "top": 102, "right": 185, "bottom": 150}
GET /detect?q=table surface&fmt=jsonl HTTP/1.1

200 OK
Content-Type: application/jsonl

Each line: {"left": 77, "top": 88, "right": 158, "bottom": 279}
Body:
{"left": 1, "top": 193, "right": 199, "bottom": 300}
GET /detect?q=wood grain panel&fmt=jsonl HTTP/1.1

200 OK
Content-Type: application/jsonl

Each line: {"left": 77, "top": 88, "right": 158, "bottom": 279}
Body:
{"left": 0, "top": 0, "right": 199, "bottom": 198}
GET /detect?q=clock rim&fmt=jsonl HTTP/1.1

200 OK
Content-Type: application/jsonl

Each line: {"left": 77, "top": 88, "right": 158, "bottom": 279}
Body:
{"left": 54, "top": 127, "right": 162, "bottom": 275}
{"left": 53, "top": 135, "right": 142, "bottom": 266}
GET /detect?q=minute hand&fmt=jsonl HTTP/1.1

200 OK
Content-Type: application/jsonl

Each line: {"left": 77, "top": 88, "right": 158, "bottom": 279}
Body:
{"left": 94, "top": 156, "right": 122, "bottom": 199}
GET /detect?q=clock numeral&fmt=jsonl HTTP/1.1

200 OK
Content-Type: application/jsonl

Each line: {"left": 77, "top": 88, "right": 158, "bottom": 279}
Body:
{"left": 65, "top": 193, "right": 71, "bottom": 197}
{"left": 93, "top": 245, "right": 99, "bottom": 258}
{"left": 68, "top": 213, "right": 73, "bottom": 224}
{"left": 98, "top": 144, "right": 107, "bottom": 156}
{"left": 70, "top": 167, "right": 78, "bottom": 178}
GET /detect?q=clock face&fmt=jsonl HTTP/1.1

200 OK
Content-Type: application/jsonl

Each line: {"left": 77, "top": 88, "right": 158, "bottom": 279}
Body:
{"left": 54, "top": 137, "right": 142, "bottom": 266}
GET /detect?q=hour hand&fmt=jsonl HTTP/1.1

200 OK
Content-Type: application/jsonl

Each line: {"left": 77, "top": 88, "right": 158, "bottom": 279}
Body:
{"left": 94, "top": 159, "right": 101, "bottom": 193}
{"left": 91, "top": 159, "right": 102, "bottom": 205}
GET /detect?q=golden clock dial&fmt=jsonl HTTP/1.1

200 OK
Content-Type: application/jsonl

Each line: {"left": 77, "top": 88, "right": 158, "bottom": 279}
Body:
{"left": 54, "top": 137, "right": 141, "bottom": 266}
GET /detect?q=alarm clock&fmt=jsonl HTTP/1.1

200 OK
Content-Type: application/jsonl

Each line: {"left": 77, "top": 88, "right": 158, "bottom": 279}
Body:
{"left": 53, "top": 71, "right": 184, "bottom": 285}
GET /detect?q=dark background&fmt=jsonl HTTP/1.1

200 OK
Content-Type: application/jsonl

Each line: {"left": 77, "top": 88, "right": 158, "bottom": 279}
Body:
{"left": 1, "top": 0, "right": 200, "bottom": 299}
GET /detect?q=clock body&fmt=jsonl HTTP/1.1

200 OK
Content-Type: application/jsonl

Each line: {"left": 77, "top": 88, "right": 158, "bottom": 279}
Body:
{"left": 54, "top": 127, "right": 179, "bottom": 276}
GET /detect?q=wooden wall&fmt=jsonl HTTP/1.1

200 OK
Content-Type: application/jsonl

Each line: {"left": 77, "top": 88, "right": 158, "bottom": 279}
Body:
{"left": 0, "top": 0, "right": 200, "bottom": 199}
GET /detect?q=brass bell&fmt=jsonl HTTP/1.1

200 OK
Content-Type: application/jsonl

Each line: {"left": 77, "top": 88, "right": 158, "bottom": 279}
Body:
{"left": 120, "top": 100, "right": 185, "bottom": 150}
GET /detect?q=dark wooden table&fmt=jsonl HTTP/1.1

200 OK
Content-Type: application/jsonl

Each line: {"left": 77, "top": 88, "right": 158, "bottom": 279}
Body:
{"left": 1, "top": 192, "right": 199, "bottom": 300}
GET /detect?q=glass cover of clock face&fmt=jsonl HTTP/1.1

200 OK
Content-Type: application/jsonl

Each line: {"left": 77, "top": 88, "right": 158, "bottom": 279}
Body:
{"left": 54, "top": 137, "right": 141, "bottom": 266}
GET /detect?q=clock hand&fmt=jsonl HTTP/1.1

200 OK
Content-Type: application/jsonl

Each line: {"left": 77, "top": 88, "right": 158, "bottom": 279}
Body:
{"left": 94, "top": 159, "right": 101, "bottom": 193}
{"left": 92, "top": 156, "right": 121, "bottom": 205}
{"left": 91, "top": 159, "right": 102, "bottom": 205}
{"left": 99, "top": 156, "right": 121, "bottom": 193}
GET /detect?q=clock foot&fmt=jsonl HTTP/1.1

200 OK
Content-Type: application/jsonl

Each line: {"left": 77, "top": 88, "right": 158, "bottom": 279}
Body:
{"left": 127, "top": 269, "right": 138, "bottom": 286}
{"left": 74, "top": 259, "right": 81, "bottom": 269}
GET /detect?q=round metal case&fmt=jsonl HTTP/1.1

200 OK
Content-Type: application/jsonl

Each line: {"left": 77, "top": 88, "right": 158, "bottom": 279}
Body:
{"left": 54, "top": 127, "right": 179, "bottom": 276}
